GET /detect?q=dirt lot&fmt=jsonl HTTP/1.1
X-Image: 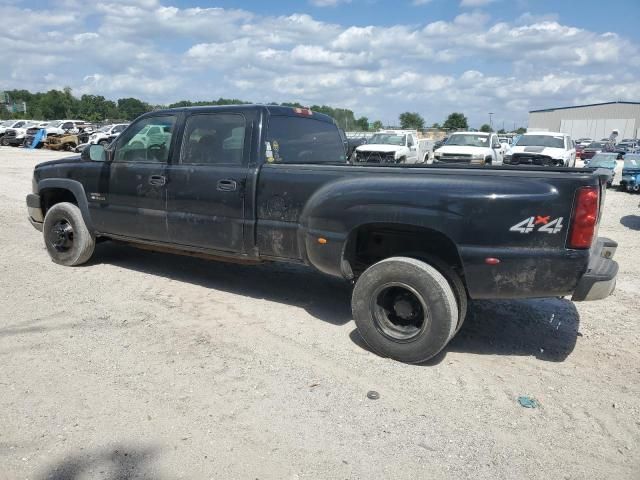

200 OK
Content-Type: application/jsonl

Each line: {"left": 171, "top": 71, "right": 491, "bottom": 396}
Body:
{"left": 1, "top": 146, "right": 638, "bottom": 480}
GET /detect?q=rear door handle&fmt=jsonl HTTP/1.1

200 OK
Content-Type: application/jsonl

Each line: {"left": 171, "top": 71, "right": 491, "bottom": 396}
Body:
{"left": 149, "top": 175, "right": 166, "bottom": 186}
{"left": 217, "top": 179, "right": 237, "bottom": 192}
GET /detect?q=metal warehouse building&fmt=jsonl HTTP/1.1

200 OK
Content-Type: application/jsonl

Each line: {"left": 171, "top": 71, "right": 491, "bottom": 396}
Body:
{"left": 528, "top": 101, "right": 640, "bottom": 140}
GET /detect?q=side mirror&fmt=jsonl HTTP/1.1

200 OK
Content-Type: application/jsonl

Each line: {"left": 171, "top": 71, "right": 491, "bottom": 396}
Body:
{"left": 82, "top": 144, "right": 107, "bottom": 162}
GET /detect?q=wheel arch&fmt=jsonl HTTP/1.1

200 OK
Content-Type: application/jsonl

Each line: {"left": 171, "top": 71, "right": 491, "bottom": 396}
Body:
{"left": 341, "top": 222, "right": 465, "bottom": 281}
{"left": 38, "top": 179, "right": 95, "bottom": 233}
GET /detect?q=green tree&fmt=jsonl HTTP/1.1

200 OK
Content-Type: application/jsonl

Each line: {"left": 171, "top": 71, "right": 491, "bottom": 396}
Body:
{"left": 479, "top": 124, "right": 492, "bottom": 132}
{"left": 78, "top": 95, "right": 119, "bottom": 121}
{"left": 497, "top": 128, "right": 506, "bottom": 134}
{"left": 310, "top": 105, "right": 357, "bottom": 130}
{"left": 516, "top": 127, "right": 527, "bottom": 134}
{"left": 431, "top": 122, "right": 441, "bottom": 128}
{"left": 399, "top": 112, "right": 425, "bottom": 130}
{"left": 39, "top": 89, "right": 77, "bottom": 119}
{"left": 371, "top": 120, "right": 383, "bottom": 130}
{"left": 354, "top": 116, "right": 369, "bottom": 131}
{"left": 442, "top": 112, "right": 468, "bottom": 130}
{"left": 117, "top": 97, "right": 152, "bottom": 120}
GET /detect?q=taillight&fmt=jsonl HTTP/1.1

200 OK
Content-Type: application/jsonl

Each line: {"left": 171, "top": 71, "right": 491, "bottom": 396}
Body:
{"left": 568, "top": 186, "right": 599, "bottom": 249}
{"left": 294, "top": 107, "right": 312, "bottom": 116}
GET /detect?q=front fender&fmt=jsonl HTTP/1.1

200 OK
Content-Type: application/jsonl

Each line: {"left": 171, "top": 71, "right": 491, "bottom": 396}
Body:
{"left": 38, "top": 178, "right": 95, "bottom": 233}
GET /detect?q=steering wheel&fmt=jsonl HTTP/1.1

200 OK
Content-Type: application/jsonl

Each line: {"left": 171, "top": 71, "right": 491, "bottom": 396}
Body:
{"left": 147, "top": 143, "right": 166, "bottom": 161}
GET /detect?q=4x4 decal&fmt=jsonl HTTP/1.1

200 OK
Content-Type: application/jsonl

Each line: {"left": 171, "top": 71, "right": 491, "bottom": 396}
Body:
{"left": 510, "top": 216, "right": 564, "bottom": 234}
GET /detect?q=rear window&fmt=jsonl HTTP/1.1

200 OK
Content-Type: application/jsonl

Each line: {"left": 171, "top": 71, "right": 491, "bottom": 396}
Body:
{"left": 266, "top": 116, "right": 346, "bottom": 164}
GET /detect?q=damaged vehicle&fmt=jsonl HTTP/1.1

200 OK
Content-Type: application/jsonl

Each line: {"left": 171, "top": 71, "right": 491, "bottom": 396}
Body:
{"left": 2, "top": 121, "right": 43, "bottom": 147}
{"left": 1, "top": 119, "right": 29, "bottom": 141}
{"left": 44, "top": 133, "right": 79, "bottom": 151}
{"left": 24, "top": 122, "right": 52, "bottom": 148}
{"left": 26, "top": 104, "right": 618, "bottom": 364}
{"left": 352, "top": 130, "right": 429, "bottom": 164}
{"left": 620, "top": 154, "right": 640, "bottom": 192}
{"left": 433, "top": 131, "right": 505, "bottom": 165}
{"left": 504, "top": 132, "right": 576, "bottom": 167}
{"left": 585, "top": 153, "right": 618, "bottom": 187}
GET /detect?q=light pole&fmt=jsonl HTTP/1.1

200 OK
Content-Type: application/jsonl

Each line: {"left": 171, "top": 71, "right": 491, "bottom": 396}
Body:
{"left": 488, "top": 112, "right": 494, "bottom": 131}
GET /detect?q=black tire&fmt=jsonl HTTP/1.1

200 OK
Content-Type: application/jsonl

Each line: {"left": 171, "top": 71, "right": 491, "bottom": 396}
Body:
{"left": 98, "top": 140, "right": 109, "bottom": 147}
{"left": 42, "top": 202, "right": 95, "bottom": 266}
{"left": 352, "top": 256, "right": 458, "bottom": 363}
{"left": 0, "top": 137, "right": 8, "bottom": 146}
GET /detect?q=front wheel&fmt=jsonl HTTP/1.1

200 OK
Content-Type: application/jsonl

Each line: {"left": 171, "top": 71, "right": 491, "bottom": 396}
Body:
{"left": 0, "top": 137, "right": 9, "bottom": 146}
{"left": 352, "top": 257, "right": 458, "bottom": 363}
{"left": 43, "top": 202, "right": 95, "bottom": 266}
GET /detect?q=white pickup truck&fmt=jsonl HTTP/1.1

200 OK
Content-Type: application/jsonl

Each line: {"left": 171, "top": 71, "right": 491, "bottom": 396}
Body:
{"left": 433, "top": 131, "right": 506, "bottom": 165}
{"left": 351, "top": 130, "right": 433, "bottom": 164}
{"left": 504, "top": 131, "right": 576, "bottom": 167}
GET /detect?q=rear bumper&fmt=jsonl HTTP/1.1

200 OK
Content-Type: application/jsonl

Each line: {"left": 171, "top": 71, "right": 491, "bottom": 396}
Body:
{"left": 572, "top": 237, "right": 618, "bottom": 301}
{"left": 26, "top": 193, "right": 44, "bottom": 230}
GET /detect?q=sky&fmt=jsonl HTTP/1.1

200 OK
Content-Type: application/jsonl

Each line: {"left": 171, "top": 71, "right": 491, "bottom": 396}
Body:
{"left": 1, "top": 0, "right": 639, "bottom": 128}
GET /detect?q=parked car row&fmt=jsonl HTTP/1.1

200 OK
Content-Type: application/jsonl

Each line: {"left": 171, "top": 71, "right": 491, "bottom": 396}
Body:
{"left": 0, "top": 119, "right": 129, "bottom": 151}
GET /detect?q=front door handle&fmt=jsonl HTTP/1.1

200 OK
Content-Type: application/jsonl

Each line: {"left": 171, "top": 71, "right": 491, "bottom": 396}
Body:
{"left": 149, "top": 175, "right": 166, "bottom": 186}
{"left": 217, "top": 179, "right": 237, "bottom": 192}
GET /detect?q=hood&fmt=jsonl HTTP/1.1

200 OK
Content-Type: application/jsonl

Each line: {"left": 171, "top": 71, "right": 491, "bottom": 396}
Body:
{"left": 356, "top": 144, "right": 403, "bottom": 153}
{"left": 35, "top": 156, "right": 82, "bottom": 169}
{"left": 510, "top": 146, "right": 566, "bottom": 158}
{"left": 435, "top": 145, "right": 490, "bottom": 155}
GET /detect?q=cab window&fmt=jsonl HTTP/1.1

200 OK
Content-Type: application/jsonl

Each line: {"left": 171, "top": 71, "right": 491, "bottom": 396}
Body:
{"left": 114, "top": 115, "right": 176, "bottom": 163}
{"left": 266, "top": 116, "right": 346, "bottom": 164}
{"left": 180, "top": 113, "right": 246, "bottom": 165}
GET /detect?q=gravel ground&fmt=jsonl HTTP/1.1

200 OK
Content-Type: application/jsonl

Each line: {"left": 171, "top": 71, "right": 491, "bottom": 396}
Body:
{"left": 1, "top": 146, "right": 638, "bottom": 480}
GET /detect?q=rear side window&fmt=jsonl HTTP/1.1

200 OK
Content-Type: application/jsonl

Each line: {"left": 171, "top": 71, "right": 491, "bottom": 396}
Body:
{"left": 266, "top": 116, "right": 346, "bottom": 164}
{"left": 181, "top": 113, "right": 246, "bottom": 165}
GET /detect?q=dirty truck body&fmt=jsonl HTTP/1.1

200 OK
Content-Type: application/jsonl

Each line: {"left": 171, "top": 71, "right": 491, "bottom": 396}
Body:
{"left": 27, "top": 105, "right": 618, "bottom": 363}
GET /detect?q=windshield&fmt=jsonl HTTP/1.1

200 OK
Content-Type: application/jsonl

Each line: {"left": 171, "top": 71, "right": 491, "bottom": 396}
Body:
{"left": 98, "top": 125, "right": 112, "bottom": 133}
{"left": 446, "top": 134, "right": 489, "bottom": 147}
{"left": 586, "top": 142, "right": 606, "bottom": 149}
{"left": 623, "top": 155, "right": 640, "bottom": 169}
{"left": 368, "top": 134, "right": 406, "bottom": 146}
{"left": 589, "top": 155, "right": 617, "bottom": 168}
{"left": 515, "top": 135, "right": 564, "bottom": 148}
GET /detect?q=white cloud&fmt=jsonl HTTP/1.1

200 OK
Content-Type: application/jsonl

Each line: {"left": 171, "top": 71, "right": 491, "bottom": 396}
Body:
{"left": 460, "top": 0, "right": 496, "bottom": 7}
{"left": 412, "top": 0, "right": 433, "bottom": 5}
{"left": 0, "top": 1, "right": 639, "bottom": 127}
{"left": 310, "top": 0, "right": 351, "bottom": 6}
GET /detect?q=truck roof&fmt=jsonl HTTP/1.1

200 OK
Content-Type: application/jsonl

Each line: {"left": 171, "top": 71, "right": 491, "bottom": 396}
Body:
{"left": 143, "top": 104, "right": 337, "bottom": 125}
{"left": 451, "top": 131, "right": 491, "bottom": 136}
{"left": 522, "top": 131, "right": 566, "bottom": 137}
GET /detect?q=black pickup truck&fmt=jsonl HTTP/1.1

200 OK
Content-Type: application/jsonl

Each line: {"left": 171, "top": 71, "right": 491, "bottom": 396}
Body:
{"left": 26, "top": 105, "right": 618, "bottom": 363}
